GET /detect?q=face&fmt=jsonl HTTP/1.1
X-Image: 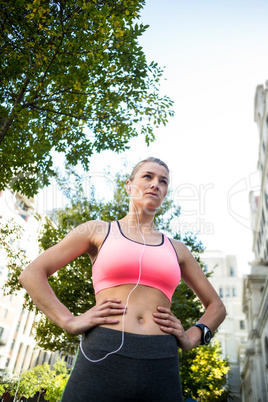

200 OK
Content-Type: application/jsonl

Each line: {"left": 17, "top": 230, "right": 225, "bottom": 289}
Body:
{"left": 127, "top": 162, "right": 169, "bottom": 210}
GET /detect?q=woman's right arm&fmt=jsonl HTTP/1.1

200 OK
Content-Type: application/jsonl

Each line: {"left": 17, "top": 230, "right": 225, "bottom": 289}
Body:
{"left": 19, "top": 221, "right": 126, "bottom": 335}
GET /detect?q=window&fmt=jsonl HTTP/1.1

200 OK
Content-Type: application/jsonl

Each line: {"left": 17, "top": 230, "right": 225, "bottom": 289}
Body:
{"left": 22, "top": 345, "right": 30, "bottom": 369}
{"left": 265, "top": 337, "right": 268, "bottom": 368}
{"left": 229, "top": 267, "right": 235, "bottom": 277}
{"left": 23, "top": 311, "right": 30, "bottom": 334}
{"left": 232, "top": 287, "right": 237, "bottom": 297}
{"left": 257, "top": 237, "right": 260, "bottom": 254}
{"left": 67, "top": 356, "right": 74, "bottom": 366}
{"left": 0, "top": 327, "right": 4, "bottom": 338}
{"left": 265, "top": 192, "right": 268, "bottom": 210}
{"left": 14, "top": 343, "right": 23, "bottom": 373}
{"left": 42, "top": 352, "right": 47, "bottom": 364}
{"left": 219, "top": 287, "right": 223, "bottom": 298}
{"left": 262, "top": 208, "right": 266, "bottom": 225}
{"left": 240, "top": 320, "right": 245, "bottom": 330}
{"left": 18, "top": 200, "right": 29, "bottom": 212}
{"left": 226, "top": 287, "right": 230, "bottom": 298}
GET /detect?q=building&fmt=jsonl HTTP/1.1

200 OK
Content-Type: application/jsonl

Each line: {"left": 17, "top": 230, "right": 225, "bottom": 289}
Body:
{"left": 202, "top": 250, "right": 247, "bottom": 401}
{"left": 251, "top": 83, "right": 268, "bottom": 261}
{"left": 241, "top": 82, "right": 268, "bottom": 401}
{"left": 0, "top": 189, "right": 61, "bottom": 376}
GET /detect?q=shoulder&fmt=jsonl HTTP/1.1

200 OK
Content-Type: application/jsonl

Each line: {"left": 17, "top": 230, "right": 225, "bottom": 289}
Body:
{"left": 61, "top": 220, "right": 109, "bottom": 248}
{"left": 168, "top": 238, "right": 192, "bottom": 266}
{"left": 72, "top": 220, "right": 110, "bottom": 238}
{"left": 62, "top": 220, "right": 110, "bottom": 259}
{"left": 72, "top": 220, "right": 110, "bottom": 246}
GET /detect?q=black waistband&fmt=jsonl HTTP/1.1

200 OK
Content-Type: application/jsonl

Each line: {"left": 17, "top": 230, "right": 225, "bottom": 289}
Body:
{"left": 82, "top": 326, "right": 178, "bottom": 360}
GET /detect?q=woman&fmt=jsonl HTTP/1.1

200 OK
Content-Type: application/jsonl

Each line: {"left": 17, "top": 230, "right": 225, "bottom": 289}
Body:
{"left": 19, "top": 157, "right": 226, "bottom": 401}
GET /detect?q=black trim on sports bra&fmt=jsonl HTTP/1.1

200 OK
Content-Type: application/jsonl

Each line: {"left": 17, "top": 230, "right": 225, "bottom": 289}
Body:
{"left": 167, "top": 237, "right": 180, "bottom": 265}
{"left": 92, "top": 222, "right": 111, "bottom": 265}
{"left": 116, "top": 221, "right": 164, "bottom": 246}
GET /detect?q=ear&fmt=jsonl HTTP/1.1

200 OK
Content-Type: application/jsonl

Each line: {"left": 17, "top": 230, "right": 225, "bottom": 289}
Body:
{"left": 126, "top": 180, "right": 131, "bottom": 194}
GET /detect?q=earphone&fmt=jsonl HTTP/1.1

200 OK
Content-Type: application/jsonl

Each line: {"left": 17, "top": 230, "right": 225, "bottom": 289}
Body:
{"left": 79, "top": 200, "right": 150, "bottom": 363}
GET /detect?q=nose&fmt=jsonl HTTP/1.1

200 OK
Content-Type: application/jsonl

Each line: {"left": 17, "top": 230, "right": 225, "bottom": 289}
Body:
{"left": 151, "top": 182, "right": 159, "bottom": 190}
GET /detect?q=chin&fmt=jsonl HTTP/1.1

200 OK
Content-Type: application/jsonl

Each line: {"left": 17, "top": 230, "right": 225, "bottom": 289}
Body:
{"left": 143, "top": 202, "right": 161, "bottom": 212}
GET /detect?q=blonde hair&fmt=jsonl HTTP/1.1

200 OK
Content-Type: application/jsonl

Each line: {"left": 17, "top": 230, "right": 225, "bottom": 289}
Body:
{"left": 129, "top": 157, "right": 169, "bottom": 181}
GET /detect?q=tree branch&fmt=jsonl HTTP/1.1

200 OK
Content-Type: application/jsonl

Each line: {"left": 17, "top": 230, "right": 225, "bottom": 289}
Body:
{"left": 30, "top": 104, "right": 87, "bottom": 121}
{"left": 36, "top": 2, "right": 79, "bottom": 93}
{"left": 0, "top": 75, "right": 30, "bottom": 142}
{"left": 39, "top": 36, "right": 64, "bottom": 88}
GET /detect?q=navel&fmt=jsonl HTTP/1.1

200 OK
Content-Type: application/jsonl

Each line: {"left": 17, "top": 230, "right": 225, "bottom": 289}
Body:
{"left": 138, "top": 316, "right": 144, "bottom": 324}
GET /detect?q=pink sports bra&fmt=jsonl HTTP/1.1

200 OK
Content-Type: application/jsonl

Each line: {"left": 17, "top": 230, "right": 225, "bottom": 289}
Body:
{"left": 92, "top": 221, "right": 181, "bottom": 303}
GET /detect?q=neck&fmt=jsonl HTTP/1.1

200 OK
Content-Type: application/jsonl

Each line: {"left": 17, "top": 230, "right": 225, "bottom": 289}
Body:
{"left": 123, "top": 206, "right": 156, "bottom": 233}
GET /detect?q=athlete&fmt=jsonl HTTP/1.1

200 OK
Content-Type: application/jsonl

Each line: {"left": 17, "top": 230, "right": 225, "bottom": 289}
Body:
{"left": 19, "top": 157, "right": 226, "bottom": 401}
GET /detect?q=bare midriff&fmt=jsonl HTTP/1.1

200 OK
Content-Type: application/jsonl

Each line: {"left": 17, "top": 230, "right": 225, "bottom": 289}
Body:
{"left": 95, "top": 284, "right": 171, "bottom": 335}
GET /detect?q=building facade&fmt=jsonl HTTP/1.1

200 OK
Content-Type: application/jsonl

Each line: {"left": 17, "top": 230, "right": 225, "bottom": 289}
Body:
{"left": 241, "top": 82, "right": 268, "bottom": 401}
{"left": 0, "top": 189, "right": 62, "bottom": 377}
{"left": 202, "top": 250, "right": 248, "bottom": 401}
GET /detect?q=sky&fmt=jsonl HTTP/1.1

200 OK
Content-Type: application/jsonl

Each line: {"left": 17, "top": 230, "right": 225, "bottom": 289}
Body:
{"left": 37, "top": 0, "right": 268, "bottom": 274}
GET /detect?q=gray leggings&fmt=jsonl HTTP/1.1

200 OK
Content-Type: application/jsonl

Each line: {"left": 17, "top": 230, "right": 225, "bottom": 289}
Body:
{"left": 60, "top": 327, "right": 183, "bottom": 402}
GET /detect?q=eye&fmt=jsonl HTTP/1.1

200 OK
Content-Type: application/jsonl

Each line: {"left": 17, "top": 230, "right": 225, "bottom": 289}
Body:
{"left": 144, "top": 174, "right": 151, "bottom": 179}
{"left": 161, "top": 180, "right": 168, "bottom": 185}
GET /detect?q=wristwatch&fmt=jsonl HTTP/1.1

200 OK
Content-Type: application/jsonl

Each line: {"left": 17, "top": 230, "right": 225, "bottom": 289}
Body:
{"left": 194, "top": 323, "right": 212, "bottom": 345}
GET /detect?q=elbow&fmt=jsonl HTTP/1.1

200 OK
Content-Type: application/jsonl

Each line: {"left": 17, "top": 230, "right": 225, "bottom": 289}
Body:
{"left": 18, "top": 270, "right": 26, "bottom": 288}
{"left": 208, "top": 299, "right": 226, "bottom": 329}
{"left": 219, "top": 300, "right": 227, "bottom": 324}
{"left": 19, "top": 263, "right": 48, "bottom": 290}
{"left": 18, "top": 265, "right": 32, "bottom": 288}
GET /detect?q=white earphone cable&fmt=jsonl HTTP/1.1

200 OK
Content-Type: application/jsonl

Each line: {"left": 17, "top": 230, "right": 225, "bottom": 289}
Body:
{"left": 79, "top": 200, "right": 150, "bottom": 363}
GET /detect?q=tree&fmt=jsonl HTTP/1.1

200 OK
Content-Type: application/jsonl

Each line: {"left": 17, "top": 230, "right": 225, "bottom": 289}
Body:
{"left": 44, "top": 359, "right": 70, "bottom": 402}
{"left": 3, "top": 171, "right": 230, "bottom": 398}
{"left": 0, "top": 384, "right": 8, "bottom": 397}
{"left": 0, "top": 369, "right": 11, "bottom": 399}
{"left": 0, "top": 218, "right": 31, "bottom": 292}
{"left": 0, "top": 0, "right": 174, "bottom": 196}
{"left": 9, "top": 359, "right": 69, "bottom": 402}
{"left": 180, "top": 341, "right": 230, "bottom": 401}
{"left": 3, "top": 171, "right": 202, "bottom": 354}
{"left": 1, "top": 173, "right": 204, "bottom": 339}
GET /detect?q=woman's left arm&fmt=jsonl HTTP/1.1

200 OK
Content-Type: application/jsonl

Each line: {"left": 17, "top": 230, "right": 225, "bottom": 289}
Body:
{"left": 153, "top": 240, "right": 226, "bottom": 350}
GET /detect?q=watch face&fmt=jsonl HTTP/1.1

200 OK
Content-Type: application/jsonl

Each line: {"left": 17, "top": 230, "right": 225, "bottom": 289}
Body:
{"left": 204, "top": 328, "right": 212, "bottom": 344}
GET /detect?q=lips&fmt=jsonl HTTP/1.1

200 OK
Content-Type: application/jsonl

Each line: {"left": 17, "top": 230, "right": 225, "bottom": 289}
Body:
{"left": 146, "top": 192, "right": 159, "bottom": 198}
